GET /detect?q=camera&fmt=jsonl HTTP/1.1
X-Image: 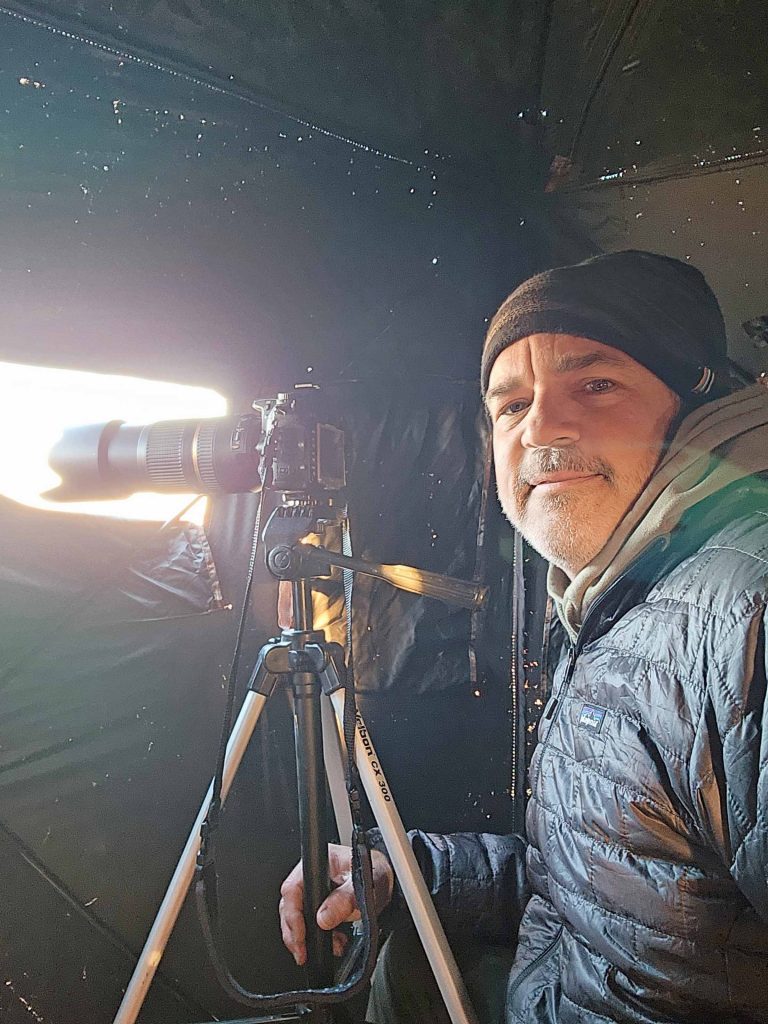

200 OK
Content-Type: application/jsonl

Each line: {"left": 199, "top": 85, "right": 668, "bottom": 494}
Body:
{"left": 45, "top": 389, "right": 346, "bottom": 501}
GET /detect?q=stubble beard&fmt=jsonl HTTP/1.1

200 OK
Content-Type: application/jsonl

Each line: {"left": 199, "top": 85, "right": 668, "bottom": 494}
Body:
{"left": 513, "top": 486, "right": 609, "bottom": 575}
{"left": 498, "top": 447, "right": 647, "bottom": 577}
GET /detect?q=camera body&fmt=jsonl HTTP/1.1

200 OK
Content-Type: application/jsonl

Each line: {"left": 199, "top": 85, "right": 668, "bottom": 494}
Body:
{"left": 259, "top": 393, "right": 346, "bottom": 496}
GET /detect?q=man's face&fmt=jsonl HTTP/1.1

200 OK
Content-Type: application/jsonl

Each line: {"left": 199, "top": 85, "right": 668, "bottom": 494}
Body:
{"left": 485, "top": 333, "right": 680, "bottom": 577}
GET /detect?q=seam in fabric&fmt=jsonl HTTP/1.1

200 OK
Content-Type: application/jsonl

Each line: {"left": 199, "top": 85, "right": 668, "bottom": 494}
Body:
{"left": 547, "top": 872, "right": 702, "bottom": 944}
{"left": 671, "top": 546, "right": 718, "bottom": 605}
{"left": 709, "top": 602, "right": 765, "bottom": 722}
{"left": 530, "top": 786, "right": 694, "bottom": 869}
{"left": 539, "top": 744, "right": 694, "bottom": 829}
{"left": 700, "top": 544, "right": 768, "bottom": 567}
{"left": 582, "top": 634, "right": 708, "bottom": 690}
{"left": 729, "top": 807, "right": 760, "bottom": 864}
{"left": 560, "top": 992, "right": 628, "bottom": 1024}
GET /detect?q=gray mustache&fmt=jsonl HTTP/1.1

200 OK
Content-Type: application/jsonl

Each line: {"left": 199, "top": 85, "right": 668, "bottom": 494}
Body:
{"left": 518, "top": 448, "right": 614, "bottom": 486}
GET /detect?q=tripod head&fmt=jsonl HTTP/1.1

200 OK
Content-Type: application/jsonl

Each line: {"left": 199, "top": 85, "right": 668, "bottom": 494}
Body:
{"left": 263, "top": 503, "right": 488, "bottom": 611}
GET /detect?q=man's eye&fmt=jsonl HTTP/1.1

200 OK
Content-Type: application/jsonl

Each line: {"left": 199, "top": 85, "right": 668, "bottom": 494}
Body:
{"left": 585, "top": 378, "right": 616, "bottom": 394}
{"left": 501, "top": 399, "right": 529, "bottom": 416}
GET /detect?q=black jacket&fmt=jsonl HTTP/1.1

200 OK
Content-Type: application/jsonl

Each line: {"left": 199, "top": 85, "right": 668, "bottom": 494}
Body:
{"left": 410, "top": 481, "right": 768, "bottom": 1023}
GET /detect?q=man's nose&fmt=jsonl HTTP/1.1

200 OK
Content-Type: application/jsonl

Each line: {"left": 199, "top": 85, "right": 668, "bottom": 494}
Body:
{"left": 520, "top": 390, "right": 581, "bottom": 450}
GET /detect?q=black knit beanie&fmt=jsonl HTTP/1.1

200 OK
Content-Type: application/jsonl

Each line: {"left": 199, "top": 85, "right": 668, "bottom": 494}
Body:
{"left": 481, "top": 250, "right": 731, "bottom": 403}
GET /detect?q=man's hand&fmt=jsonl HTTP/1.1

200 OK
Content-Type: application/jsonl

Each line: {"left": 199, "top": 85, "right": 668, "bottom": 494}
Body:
{"left": 279, "top": 843, "right": 395, "bottom": 965}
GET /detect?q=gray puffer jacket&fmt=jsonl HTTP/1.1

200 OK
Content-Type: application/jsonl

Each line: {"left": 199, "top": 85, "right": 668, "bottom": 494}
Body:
{"left": 411, "top": 481, "right": 768, "bottom": 1023}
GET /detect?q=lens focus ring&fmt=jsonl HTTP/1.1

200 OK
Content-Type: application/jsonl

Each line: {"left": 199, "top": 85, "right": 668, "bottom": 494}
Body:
{"left": 193, "top": 422, "right": 218, "bottom": 489}
{"left": 144, "top": 421, "right": 222, "bottom": 491}
{"left": 145, "top": 423, "right": 188, "bottom": 487}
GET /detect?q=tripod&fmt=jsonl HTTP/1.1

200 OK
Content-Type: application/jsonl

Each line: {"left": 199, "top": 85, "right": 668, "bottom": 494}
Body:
{"left": 112, "top": 522, "right": 483, "bottom": 1024}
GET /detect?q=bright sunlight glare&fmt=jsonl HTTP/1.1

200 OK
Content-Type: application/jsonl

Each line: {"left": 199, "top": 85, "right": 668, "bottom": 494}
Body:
{"left": 0, "top": 361, "right": 227, "bottom": 522}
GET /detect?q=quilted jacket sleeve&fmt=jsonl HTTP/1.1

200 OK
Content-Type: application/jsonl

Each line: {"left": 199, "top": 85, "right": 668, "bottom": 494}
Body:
{"left": 692, "top": 604, "right": 768, "bottom": 923}
{"left": 726, "top": 610, "right": 768, "bottom": 921}
{"left": 373, "top": 830, "right": 530, "bottom": 945}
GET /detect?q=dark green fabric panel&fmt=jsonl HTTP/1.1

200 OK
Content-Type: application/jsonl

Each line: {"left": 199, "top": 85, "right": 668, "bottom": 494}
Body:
{"left": 542, "top": 0, "right": 768, "bottom": 185}
{"left": 3, "top": 0, "right": 549, "bottom": 171}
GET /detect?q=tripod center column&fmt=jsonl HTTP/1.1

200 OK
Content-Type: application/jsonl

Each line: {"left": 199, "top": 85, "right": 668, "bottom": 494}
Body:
{"left": 290, "top": 580, "right": 334, "bottom": 992}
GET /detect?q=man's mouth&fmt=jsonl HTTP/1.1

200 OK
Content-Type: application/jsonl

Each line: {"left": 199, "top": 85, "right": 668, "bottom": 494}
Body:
{"left": 527, "top": 471, "right": 602, "bottom": 491}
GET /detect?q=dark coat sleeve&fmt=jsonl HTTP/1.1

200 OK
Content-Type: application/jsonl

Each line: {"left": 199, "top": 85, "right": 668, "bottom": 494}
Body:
{"left": 371, "top": 829, "right": 530, "bottom": 945}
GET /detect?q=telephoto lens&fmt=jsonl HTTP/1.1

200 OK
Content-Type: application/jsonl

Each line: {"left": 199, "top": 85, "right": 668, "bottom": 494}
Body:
{"left": 45, "top": 413, "right": 264, "bottom": 500}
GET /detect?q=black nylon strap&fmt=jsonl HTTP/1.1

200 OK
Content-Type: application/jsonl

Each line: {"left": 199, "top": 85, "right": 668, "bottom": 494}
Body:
{"left": 194, "top": 483, "right": 267, "bottom": 887}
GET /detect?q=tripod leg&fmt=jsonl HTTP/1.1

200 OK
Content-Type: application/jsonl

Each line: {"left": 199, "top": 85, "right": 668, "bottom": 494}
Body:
{"left": 325, "top": 687, "right": 479, "bottom": 1024}
{"left": 112, "top": 689, "right": 271, "bottom": 1024}
{"left": 321, "top": 696, "right": 353, "bottom": 846}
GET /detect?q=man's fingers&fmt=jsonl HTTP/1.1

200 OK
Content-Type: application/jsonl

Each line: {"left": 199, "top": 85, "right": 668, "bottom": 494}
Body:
{"left": 317, "top": 879, "right": 360, "bottom": 929}
{"left": 279, "top": 863, "right": 307, "bottom": 965}
{"left": 279, "top": 894, "right": 307, "bottom": 965}
{"left": 332, "top": 930, "right": 350, "bottom": 958}
{"left": 279, "top": 847, "right": 365, "bottom": 966}
{"left": 371, "top": 850, "right": 395, "bottom": 914}
{"left": 280, "top": 858, "right": 305, "bottom": 898}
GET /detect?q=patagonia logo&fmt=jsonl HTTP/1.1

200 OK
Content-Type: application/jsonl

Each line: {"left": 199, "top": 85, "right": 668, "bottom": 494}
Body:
{"left": 579, "top": 703, "right": 607, "bottom": 734}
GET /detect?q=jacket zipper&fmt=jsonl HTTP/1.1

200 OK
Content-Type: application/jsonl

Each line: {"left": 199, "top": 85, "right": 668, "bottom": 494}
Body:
{"left": 510, "top": 530, "right": 528, "bottom": 831}
{"left": 538, "top": 550, "right": 656, "bottom": 732}
{"left": 508, "top": 540, "right": 668, "bottom": 1008}
{"left": 506, "top": 925, "right": 563, "bottom": 1005}
{"left": 541, "top": 644, "right": 575, "bottom": 730}
{"left": 509, "top": 530, "right": 519, "bottom": 822}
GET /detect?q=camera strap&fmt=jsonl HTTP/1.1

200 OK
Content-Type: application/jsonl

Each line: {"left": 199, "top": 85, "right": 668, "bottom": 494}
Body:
{"left": 196, "top": 415, "right": 280, "bottom": 874}
{"left": 195, "top": 483, "right": 268, "bottom": 909}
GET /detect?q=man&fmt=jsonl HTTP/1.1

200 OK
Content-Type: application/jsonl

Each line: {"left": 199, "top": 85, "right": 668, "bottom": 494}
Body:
{"left": 280, "top": 250, "right": 768, "bottom": 1022}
